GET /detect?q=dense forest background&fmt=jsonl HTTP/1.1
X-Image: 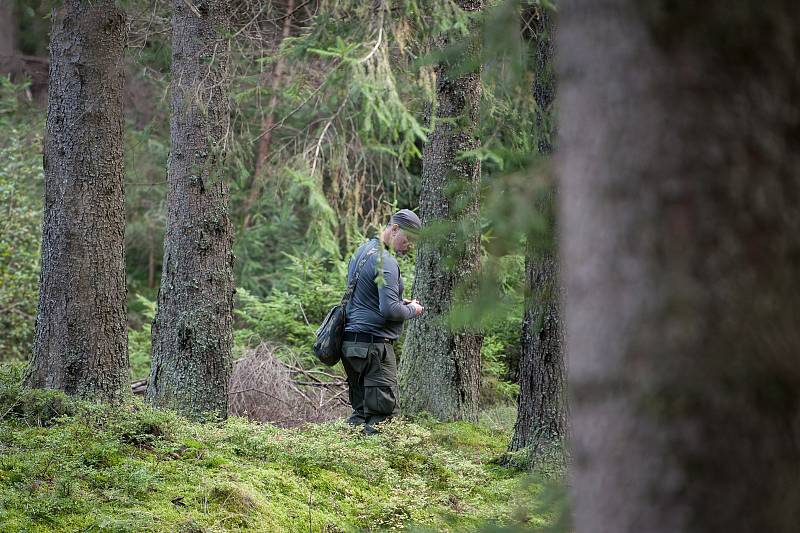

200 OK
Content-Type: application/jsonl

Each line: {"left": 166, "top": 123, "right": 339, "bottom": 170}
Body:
{"left": 4, "top": 0, "right": 797, "bottom": 531}
{"left": 1, "top": 0, "right": 545, "bottom": 400}
{"left": 1, "top": 1, "right": 563, "bottom": 529}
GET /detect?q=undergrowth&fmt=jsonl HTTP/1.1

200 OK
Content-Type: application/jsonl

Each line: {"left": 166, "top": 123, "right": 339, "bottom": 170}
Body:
{"left": 0, "top": 363, "right": 562, "bottom": 532}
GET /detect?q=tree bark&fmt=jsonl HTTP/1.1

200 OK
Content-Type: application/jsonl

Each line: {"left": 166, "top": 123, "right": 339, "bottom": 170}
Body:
{"left": 559, "top": 1, "right": 800, "bottom": 531}
{"left": 509, "top": 6, "right": 566, "bottom": 465}
{"left": 25, "top": 0, "right": 128, "bottom": 403}
{"left": 398, "top": 0, "right": 483, "bottom": 422}
{"left": 510, "top": 247, "right": 566, "bottom": 460}
{"left": 147, "top": 0, "right": 234, "bottom": 420}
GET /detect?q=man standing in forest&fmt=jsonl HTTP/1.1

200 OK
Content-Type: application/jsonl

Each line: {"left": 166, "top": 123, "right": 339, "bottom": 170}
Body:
{"left": 343, "top": 209, "right": 424, "bottom": 433}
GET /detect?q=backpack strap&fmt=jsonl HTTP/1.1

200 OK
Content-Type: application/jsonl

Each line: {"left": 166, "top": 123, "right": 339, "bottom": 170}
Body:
{"left": 342, "top": 243, "right": 379, "bottom": 305}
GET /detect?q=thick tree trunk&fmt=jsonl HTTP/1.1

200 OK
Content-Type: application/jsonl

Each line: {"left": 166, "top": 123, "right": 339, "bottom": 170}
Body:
{"left": 559, "top": 1, "right": 800, "bottom": 531}
{"left": 25, "top": 0, "right": 128, "bottom": 403}
{"left": 147, "top": 0, "right": 234, "bottom": 420}
{"left": 398, "top": 0, "right": 483, "bottom": 422}
{"left": 509, "top": 6, "right": 566, "bottom": 464}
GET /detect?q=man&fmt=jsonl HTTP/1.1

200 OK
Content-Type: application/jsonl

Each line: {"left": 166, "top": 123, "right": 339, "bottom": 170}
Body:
{"left": 342, "top": 209, "right": 424, "bottom": 433}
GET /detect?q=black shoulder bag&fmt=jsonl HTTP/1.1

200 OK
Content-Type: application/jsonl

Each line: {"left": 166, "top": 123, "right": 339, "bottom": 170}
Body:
{"left": 312, "top": 244, "right": 378, "bottom": 366}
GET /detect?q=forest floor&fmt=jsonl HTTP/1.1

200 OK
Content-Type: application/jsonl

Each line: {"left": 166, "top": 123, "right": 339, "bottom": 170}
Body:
{"left": 0, "top": 363, "right": 563, "bottom": 532}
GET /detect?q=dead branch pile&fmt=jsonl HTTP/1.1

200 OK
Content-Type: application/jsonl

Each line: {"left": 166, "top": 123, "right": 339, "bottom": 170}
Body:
{"left": 228, "top": 343, "right": 350, "bottom": 427}
{"left": 131, "top": 378, "right": 147, "bottom": 395}
{"left": 131, "top": 344, "right": 350, "bottom": 427}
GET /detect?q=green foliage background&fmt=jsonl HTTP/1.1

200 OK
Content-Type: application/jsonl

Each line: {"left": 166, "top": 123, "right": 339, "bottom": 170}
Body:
{"left": 0, "top": 77, "right": 42, "bottom": 361}
{"left": 0, "top": 0, "right": 557, "bottom": 415}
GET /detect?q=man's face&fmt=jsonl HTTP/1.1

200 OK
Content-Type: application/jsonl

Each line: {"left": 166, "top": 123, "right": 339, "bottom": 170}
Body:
{"left": 389, "top": 225, "right": 414, "bottom": 255}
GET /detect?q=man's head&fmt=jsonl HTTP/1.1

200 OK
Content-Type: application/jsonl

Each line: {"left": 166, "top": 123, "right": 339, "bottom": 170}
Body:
{"left": 381, "top": 209, "right": 421, "bottom": 255}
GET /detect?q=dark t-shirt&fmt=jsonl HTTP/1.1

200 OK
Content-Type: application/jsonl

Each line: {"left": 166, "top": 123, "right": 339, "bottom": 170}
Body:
{"left": 344, "top": 239, "right": 414, "bottom": 339}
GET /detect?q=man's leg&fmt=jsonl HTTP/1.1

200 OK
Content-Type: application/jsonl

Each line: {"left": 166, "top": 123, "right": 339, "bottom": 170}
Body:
{"left": 341, "top": 341, "right": 371, "bottom": 425}
{"left": 363, "top": 342, "right": 400, "bottom": 432}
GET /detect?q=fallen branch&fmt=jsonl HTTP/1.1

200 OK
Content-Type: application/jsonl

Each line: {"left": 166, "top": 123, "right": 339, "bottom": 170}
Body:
{"left": 293, "top": 380, "right": 347, "bottom": 387}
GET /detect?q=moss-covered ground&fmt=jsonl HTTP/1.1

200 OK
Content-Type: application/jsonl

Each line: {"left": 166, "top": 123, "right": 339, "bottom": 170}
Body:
{"left": 0, "top": 364, "right": 561, "bottom": 532}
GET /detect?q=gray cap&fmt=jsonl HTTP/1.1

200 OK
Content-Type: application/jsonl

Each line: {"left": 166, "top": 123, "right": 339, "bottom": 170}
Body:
{"left": 390, "top": 209, "right": 421, "bottom": 233}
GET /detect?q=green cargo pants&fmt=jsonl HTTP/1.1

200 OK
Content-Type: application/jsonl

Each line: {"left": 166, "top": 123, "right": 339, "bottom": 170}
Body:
{"left": 341, "top": 340, "right": 400, "bottom": 431}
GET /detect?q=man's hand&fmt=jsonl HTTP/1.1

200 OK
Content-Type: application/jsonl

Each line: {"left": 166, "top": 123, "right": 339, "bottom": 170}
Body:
{"left": 407, "top": 299, "right": 424, "bottom": 317}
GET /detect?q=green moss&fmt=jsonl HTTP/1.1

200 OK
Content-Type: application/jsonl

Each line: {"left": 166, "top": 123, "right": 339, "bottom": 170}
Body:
{"left": 0, "top": 363, "right": 558, "bottom": 532}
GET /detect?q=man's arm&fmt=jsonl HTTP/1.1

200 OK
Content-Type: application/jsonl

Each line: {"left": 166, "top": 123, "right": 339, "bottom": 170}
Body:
{"left": 378, "top": 258, "right": 416, "bottom": 321}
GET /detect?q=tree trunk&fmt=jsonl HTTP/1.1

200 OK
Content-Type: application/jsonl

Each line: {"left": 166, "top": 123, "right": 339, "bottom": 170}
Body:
{"left": 510, "top": 248, "right": 566, "bottom": 461}
{"left": 25, "top": 0, "right": 128, "bottom": 403}
{"left": 0, "top": 2, "right": 15, "bottom": 57}
{"left": 509, "top": 6, "right": 566, "bottom": 465}
{"left": 147, "top": 0, "right": 234, "bottom": 420}
{"left": 398, "top": 0, "right": 483, "bottom": 422}
{"left": 559, "top": 1, "right": 800, "bottom": 531}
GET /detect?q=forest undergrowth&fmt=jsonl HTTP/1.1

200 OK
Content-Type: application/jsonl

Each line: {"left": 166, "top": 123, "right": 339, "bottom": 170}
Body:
{"left": 0, "top": 363, "right": 565, "bottom": 533}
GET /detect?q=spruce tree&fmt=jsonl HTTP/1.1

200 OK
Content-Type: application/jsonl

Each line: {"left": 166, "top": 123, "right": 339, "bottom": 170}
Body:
{"left": 398, "top": 0, "right": 484, "bottom": 422}
{"left": 509, "top": 6, "right": 567, "bottom": 465}
{"left": 147, "top": 0, "right": 235, "bottom": 419}
{"left": 25, "top": 0, "right": 129, "bottom": 403}
{"left": 560, "top": 0, "right": 800, "bottom": 530}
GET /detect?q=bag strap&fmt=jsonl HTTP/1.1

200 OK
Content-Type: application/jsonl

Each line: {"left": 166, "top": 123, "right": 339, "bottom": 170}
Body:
{"left": 342, "top": 242, "right": 379, "bottom": 305}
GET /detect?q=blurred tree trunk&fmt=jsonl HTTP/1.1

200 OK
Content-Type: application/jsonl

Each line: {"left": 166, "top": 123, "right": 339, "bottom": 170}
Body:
{"left": 25, "top": 0, "right": 128, "bottom": 403}
{"left": 241, "top": 0, "right": 295, "bottom": 229}
{"left": 560, "top": 0, "right": 800, "bottom": 531}
{"left": 147, "top": 0, "right": 235, "bottom": 420}
{"left": 398, "top": 0, "right": 483, "bottom": 422}
{"left": 509, "top": 6, "right": 566, "bottom": 465}
{"left": 0, "top": 2, "right": 15, "bottom": 57}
